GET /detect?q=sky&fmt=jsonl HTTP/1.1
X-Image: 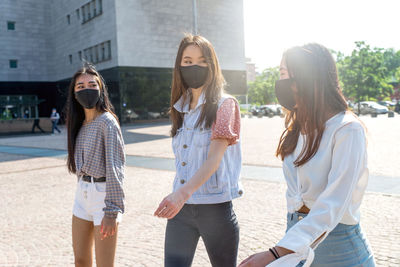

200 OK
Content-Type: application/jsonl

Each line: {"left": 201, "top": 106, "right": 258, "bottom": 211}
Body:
{"left": 243, "top": 0, "right": 400, "bottom": 71}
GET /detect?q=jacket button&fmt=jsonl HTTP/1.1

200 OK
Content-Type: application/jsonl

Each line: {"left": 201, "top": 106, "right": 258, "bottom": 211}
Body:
{"left": 238, "top": 190, "right": 243, "bottom": 195}
{"left": 180, "top": 179, "right": 185, "bottom": 184}
{"left": 181, "top": 162, "right": 186, "bottom": 166}
{"left": 183, "top": 144, "right": 188, "bottom": 149}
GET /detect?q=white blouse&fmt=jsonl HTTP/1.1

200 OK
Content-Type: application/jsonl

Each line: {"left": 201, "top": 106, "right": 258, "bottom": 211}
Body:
{"left": 270, "top": 111, "right": 369, "bottom": 267}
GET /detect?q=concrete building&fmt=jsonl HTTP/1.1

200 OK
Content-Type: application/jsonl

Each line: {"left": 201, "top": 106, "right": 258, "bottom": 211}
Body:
{"left": 245, "top": 57, "right": 256, "bottom": 83}
{"left": 0, "top": 0, "right": 247, "bottom": 123}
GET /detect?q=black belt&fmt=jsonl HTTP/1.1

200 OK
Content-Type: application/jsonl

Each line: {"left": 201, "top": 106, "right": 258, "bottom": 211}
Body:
{"left": 81, "top": 175, "right": 106, "bottom": 183}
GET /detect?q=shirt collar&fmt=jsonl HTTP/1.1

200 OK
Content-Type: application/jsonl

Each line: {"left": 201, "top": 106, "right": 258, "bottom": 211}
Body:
{"left": 173, "top": 90, "right": 206, "bottom": 114}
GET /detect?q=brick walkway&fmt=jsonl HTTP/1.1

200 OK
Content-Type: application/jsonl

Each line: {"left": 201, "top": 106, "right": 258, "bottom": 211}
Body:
{"left": 1, "top": 115, "right": 399, "bottom": 266}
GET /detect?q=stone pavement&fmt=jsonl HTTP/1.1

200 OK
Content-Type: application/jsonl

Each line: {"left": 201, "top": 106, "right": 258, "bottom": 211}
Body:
{"left": 1, "top": 115, "right": 400, "bottom": 266}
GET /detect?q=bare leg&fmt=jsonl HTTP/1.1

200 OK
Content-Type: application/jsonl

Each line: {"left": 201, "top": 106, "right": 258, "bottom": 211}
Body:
{"left": 94, "top": 225, "right": 118, "bottom": 267}
{"left": 72, "top": 215, "right": 94, "bottom": 267}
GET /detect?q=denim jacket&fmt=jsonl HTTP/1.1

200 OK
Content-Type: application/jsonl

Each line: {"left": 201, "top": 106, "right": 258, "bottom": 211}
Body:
{"left": 172, "top": 92, "right": 243, "bottom": 204}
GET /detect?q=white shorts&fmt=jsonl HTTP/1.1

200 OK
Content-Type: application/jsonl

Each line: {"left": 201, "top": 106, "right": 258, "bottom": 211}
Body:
{"left": 72, "top": 177, "right": 122, "bottom": 226}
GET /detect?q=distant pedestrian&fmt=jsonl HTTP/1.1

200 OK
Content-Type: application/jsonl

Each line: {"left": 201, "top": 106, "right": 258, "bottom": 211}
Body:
{"left": 154, "top": 34, "right": 243, "bottom": 267}
{"left": 239, "top": 44, "right": 375, "bottom": 267}
{"left": 50, "top": 108, "right": 61, "bottom": 134}
{"left": 31, "top": 118, "right": 45, "bottom": 133}
{"left": 395, "top": 100, "right": 400, "bottom": 114}
{"left": 65, "top": 64, "right": 125, "bottom": 267}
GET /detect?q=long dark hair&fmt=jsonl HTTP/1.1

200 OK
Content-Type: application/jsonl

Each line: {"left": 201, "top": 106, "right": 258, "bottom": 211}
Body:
{"left": 66, "top": 64, "right": 118, "bottom": 174}
{"left": 170, "top": 34, "right": 226, "bottom": 137}
{"left": 276, "top": 43, "right": 348, "bottom": 166}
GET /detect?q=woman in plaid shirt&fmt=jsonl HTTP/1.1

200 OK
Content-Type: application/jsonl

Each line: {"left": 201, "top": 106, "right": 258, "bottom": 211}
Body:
{"left": 65, "top": 64, "right": 125, "bottom": 267}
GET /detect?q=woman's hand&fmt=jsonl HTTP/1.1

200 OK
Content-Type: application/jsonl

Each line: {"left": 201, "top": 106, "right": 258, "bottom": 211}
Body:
{"left": 100, "top": 216, "right": 117, "bottom": 240}
{"left": 239, "top": 247, "right": 294, "bottom": 267}
{"left": 154, "top": 189, "right": 189, "bottom": 219}
{"left": 238, "top": 251, "right": 274, "bottom": 267}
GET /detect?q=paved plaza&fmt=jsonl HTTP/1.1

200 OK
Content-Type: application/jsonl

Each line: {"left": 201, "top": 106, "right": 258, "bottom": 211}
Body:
{"left": 1, "top": 115, "right": 399, "bottom": 266}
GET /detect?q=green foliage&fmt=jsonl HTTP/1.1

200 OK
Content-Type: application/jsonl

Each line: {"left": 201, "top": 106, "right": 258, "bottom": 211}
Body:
{"left": 337, "top": 41, "right": 396, "bottom": 102}
{"left": 247, "top": 67, "right": 279, "bottom": 105}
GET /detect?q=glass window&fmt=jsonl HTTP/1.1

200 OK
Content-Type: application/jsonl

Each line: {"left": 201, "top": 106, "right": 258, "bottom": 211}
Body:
{"left": 81, "top": 6, "right": 86, "bottom": 22}
{"left": 92, "top": 0, "right": 97, "bottom": 16}
{"left": 78, "top": 51, "right": 82, "bottom": 61}
{"left": 7, "top": 21, "right": 15, "bottom": 30}
{"left": 94, "top": 45, "right": 99, "bottom": 63}
{"left": 89, "top": 47, "right": 93, "bottom": 63}
{"left": 76, "top": 9, "right": 80, "bottom": 20}
{"left": 101, "top": 43, "right": 105, "bottom": 61}
{"left": 69, "top": 54, "right": 72, "bottom": 64}
{"left": 98, "top": 0, "right": 103, "bottom": 14}
{"left": 9, "top": 60, "right": 18, "bottom": 68}
{"left": 87, "top": 3, "right": 91, "bottom": 19}
{"left": 67, "top": 14, "right": 70, "bottom": 25}
{"left": 107, "top": 41, "right": 111, "bottom": 60}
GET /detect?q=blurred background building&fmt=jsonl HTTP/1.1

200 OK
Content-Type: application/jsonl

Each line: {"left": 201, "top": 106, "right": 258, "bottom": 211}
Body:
{"left": 0, "top": 0, "right": 247, "bottom": 123}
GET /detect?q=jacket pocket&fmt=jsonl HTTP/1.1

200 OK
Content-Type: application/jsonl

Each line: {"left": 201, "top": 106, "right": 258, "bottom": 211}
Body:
{"left": 193, "top": 128, "right": 212, "bottom": 147}
{"left": 201, "top": 172, "right": 222, "bottom": 194}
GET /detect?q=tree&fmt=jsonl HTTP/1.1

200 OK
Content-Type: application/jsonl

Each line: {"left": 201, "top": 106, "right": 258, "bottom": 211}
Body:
{"left": 247, "top": 67, "right": 279, "bottom": 105}
{"left": 337, "top": 41, "right": 393, "bottom": 105}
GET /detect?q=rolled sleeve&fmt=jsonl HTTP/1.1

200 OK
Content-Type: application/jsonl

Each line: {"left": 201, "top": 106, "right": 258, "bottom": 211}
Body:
{"left": 211, "top": 98, "right": 241, "bottom": 146}
{"left": 277, "top": 122, "right": 368, "bottom": 262}
{"left": 103, "top": 121, "right": 126, "bottom": 218}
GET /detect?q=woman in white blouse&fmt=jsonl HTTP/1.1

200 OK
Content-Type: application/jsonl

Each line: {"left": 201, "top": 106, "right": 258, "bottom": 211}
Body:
{"left": 239, "top": 43, "right": 375, "bottom": 267}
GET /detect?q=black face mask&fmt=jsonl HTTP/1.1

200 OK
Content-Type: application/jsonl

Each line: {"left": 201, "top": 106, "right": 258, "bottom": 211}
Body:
{"left": 180, "top": 65, "right": 209, "bottom": 89}
{"left": 275, "top": 78, "right": 296, "bottom": 111}
{"left": 75, "top": 89, "right": 100, "bottom": 109}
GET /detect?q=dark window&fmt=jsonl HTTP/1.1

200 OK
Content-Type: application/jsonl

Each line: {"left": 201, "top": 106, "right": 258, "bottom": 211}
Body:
{"left": 98, "top": 0, "right": 103, "bottom": 14}
{"left": 81, "top": 0, "right": 102, "bottom": 24}
{"left": 106, "top": 41, "right": 111, "bottom": 60}
{"left": 82, "top": 40, "right": 111, "bottom": 64}
{"left": 93, "top": 0, "right": 97, "bottom": 16}
{"left": 67, "top": 14, "right": 70, "bottom": 25}
{"left": 87, "top": 3, "right": 91, "bottom": 19}
{"left": 7, "top": 21, "right": 15, "bottom": 30}
{"left": 9, "top": 60, "right": 18, "bottom": 68}
{"left": 89, "top": 47, "right": 93, "bottom": 62}
{"left": 81, "top": 6, "right": 86, "bottom": 22}
{"left": 101, "top": 43, "right": 105, "bottom": 61}
{"left": 76, "top": 9, "right": 80, "bottom": 20}
{"left": 69, "top": 54, "right": 72, "bottom": 64}
{"left": 94, "top": 45, "right": 99, "bottom": 63}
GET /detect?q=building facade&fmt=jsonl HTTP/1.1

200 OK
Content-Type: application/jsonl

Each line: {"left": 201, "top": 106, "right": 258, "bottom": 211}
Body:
{"left": 1, "top": 0, "right": 247, "bottom": 122}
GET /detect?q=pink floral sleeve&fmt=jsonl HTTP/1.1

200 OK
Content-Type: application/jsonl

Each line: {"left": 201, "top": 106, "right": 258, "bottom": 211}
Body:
{"left": 211, "top": 98, "right": 241, "bottom": 146}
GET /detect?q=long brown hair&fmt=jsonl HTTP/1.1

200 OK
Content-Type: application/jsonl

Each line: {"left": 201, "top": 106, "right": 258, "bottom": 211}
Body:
{"left": 276, "top": 43, "right": 348, "bottom": 166}
{"left": 65, "top": 64, "right": 118, "bottom": 174}
{"left": 170, "top": 34, "right": 225, "bottom": 137}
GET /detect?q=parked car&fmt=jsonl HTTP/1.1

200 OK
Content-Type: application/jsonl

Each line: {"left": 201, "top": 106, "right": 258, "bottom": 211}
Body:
{"left": 148, "top": 111, "right": 161, "bottom": 119}
{"left": 264, "top": 104, "right": 282, "bottom": 115}
{"left": 356, "top": 101, "right": 388, "bottom": 115}
{"left": 378, "top": 101, "right": 396, "bottom": 107}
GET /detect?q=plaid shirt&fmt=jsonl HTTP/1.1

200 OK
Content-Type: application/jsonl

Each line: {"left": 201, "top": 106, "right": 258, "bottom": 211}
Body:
{"left": 75, "top": 112, "right": 125, "bottom": 218}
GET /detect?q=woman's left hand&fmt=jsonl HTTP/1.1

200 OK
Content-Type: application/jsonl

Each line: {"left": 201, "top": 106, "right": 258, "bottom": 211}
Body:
{"left": 154, "top": 189, "right": 189, "bottom": 219}
{"left": 238, "top": 251, "right": 274, "bottom": 267}
{"left": 100, "top": 216, "right": 117, "bottom": 240}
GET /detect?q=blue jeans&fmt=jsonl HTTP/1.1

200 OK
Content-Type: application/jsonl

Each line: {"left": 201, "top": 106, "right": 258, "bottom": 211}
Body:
{"left": 52, "top": 120, "right": 60, "bottom": 133}
{"left": 164, "top": 201, "right": 239, "bottom": 267}
{"left": 287, "top": 212, "right": 375, "bottom": 267}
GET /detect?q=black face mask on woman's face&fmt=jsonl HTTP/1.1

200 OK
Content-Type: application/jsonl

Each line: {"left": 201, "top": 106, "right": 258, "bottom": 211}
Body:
{"left": 275, "top": 78, "right": 296, "bottom": 111}
{"left": 180, "top": 65, "right": 209, "bottom": 89}
{"left": 75, "top": 89, "right": 100, "bottom": 109}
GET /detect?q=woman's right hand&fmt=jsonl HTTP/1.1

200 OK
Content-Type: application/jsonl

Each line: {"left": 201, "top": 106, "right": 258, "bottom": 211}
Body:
{"left": 154, "top": 189, "right": 189, "bottom": 219}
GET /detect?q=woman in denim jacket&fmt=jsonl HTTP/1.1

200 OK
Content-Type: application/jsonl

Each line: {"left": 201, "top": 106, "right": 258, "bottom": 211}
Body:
{"left": 154, "top": 34, "right": 243, "bottom": 267}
